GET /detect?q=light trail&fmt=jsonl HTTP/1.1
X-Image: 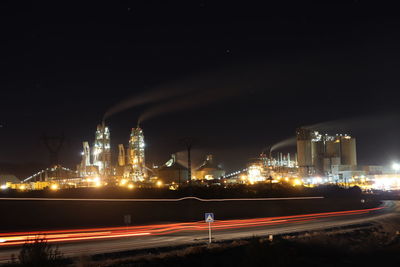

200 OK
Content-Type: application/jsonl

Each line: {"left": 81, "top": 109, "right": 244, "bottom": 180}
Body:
{"left": 0, "top": 196, "right": 324, "bottom": 202}
{"left": 0, "top": 206, "right": 383, "bottom": 247}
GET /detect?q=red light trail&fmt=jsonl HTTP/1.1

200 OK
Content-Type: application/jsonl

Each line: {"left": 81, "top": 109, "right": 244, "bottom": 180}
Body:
{"left": 0, "top": 207, "right": 383, "bottom": 247}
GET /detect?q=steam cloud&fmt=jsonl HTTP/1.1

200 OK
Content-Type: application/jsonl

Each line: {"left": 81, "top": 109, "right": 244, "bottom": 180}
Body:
{"left": 103, "top": 63, "right": 275, "bottom": 123}
{"left": 268, "top": 137, "right": 296, "bottom": 153}
{"left": 138, "top": 64, "right": 272, "bottom": 124}
{"left": 103, "top": 86, "right": 198, "bottom": 120}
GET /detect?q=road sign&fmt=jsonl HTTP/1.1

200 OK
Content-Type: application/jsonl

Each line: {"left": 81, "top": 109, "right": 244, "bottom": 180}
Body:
{"left": 205, "top": 213, "right": 214, "bottom": 243}
{"left": 205, "top": 213, "right": 214, "bottom": 223}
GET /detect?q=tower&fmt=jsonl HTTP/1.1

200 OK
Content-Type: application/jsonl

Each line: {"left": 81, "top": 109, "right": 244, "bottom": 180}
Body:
{"left": 78, "top": 141, "right": 91, "bottom": 176}
{"left": 129, "top": 127, "right": 146, "bottom": 181}
{"left": 92, "top": 123, "right": 111, "bottom": 177}
{"left": 82, "top": 141, "right": 91, "bottom": 166}
{"left": 118, "top": 144, "right": 126, "bottom": 166}
{"left": 296, "top": 128, "right": 313, "bottom": 176}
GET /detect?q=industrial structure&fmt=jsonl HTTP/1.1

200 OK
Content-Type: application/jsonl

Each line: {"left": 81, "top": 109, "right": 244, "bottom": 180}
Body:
{"left": 194, "top": 155, "right": 225, "bottom": 180}
{"left": 128, "top": 127, "right": 147, "bottom": 182}
{"left": 296, "top": 127, "right": 357, "bottom": 180}
{"left": 6, "top": 122, "right": 400, "bottom": 192}
{"left": 92, "top": 123, "right": 111, "bottom": 177}
{"left": 157, "top": 154, "right": 189, "bottom": 185}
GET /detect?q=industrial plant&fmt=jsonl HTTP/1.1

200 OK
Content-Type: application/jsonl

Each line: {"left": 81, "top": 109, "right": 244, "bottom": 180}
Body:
{"left": 1, "top": 124, "right": 400, "bottom": 192}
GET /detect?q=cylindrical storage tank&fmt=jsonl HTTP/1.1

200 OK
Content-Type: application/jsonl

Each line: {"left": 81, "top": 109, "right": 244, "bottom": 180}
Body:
{"left": 297, "top": 140, "right": 312, "bottom": 167}
{"left": 326, "top": 140, "right": 340, "bottom": 158}
{"left": 312, "top": 141, "right": 325, "bottom": 174}
{"left": 340, "top": 137, "right": 357, "bottom": 166}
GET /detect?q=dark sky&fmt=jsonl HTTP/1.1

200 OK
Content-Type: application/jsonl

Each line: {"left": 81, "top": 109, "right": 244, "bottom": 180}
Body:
{"left": 1, "top": 2, "right": 400, "bottom": 176}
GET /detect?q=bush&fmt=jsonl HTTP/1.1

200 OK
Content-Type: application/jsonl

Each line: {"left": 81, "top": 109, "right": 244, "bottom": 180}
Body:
{"left": 18, "top": 236, "right": 65, "bottom": 267}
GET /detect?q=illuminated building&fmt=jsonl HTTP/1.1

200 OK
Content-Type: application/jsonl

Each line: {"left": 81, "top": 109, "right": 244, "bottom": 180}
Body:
{"left": 128, "top": 127, "right": 146, "bottom": 182}
{"left": 259, "top": 153, "right": 297, "bottom": 168}
{"left": 247, "top": 164, "right": 265, "bottom": 184}
{"left": 296, "top": 128, "right": 357, "bottom": 179}
{"left": 78, "top": 141, "right": 93, "bottom": 177}
{"left": 118, "top": 144, "right": 126, "bottom": 166}
{"left": 92, "top": 123, "right": 111, "bottom": 177}
{"left": 157, "top": 154, "right": 188, "bottom": 185}
{"left": 195, "top": 155, "right": 225, "bottom": 180}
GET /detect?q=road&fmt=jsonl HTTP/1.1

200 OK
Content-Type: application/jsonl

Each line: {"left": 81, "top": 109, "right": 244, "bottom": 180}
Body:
{"left": 0, "top": 201, "right": 397, "bottom": 263}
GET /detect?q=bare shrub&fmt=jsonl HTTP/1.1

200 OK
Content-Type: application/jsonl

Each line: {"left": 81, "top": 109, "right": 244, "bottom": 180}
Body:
{"left": 18, "top": 236, "right": 64, "bottom": 267}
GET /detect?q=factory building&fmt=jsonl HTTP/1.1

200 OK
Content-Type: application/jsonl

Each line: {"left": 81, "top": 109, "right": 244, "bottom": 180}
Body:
{"left": 259, "top": 152, "right": 297, "bottom": 169}
{"left": 296, "top": 127, "right": 357, "bottom": 179}
{"left": 118, "top": 144, "right": 126, "bottom": 167}
{"left": 157, "top": 154, "right": 188, "bottom": 185}
{"left": 128, "top": 127, "right": 147, "bottom": 182}
{"left": 195, "top": 155, "right": 225, "bottom": 180}
{"left": 77, "top": 123, "right": 111, "bottom": 178}
{"left": 92, "top": 123, "right": 111, "bottom": 176}
{"left": 78, "top": 124, "right": 148, "bottom": 184}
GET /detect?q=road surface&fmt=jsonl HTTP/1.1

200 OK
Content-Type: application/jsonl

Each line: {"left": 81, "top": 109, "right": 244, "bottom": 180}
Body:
{"left": 0, "top": 200, "right": 397, "bottom": 264}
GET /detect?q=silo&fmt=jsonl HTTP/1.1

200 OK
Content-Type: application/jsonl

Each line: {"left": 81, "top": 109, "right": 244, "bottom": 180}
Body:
{"left": 296, "top": 128, "right": 313, "bottom": 176}
{"left": 340, "top": 137, "right": 357, "bottom": 166}
{"left": 326, "top": 140, "right": 340, "bottom": 158}
{"left": 312, "top": 140, "right": 325, "bottom": 174}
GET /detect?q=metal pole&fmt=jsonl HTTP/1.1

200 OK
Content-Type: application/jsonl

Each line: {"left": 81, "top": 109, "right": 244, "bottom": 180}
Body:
{"left": 208, "top": 222, "right": 212, "bottom": 243}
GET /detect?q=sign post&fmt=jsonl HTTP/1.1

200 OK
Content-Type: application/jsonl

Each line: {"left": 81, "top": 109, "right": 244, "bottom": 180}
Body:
{"left": 205, "top": 212, "right": 214, "bottom": 243}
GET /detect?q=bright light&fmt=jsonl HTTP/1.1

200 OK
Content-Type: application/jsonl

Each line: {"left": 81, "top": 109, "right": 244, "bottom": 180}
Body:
{"left": 94, "top": 180, "right": 101, "bottom": 187}
{"left": 50, "top": 184, "right": 59, "bottom": 191}
{"left": 293, "top": 179, "right": 302, "bottom": 186}
{"left": 128, "top": 183, "right": 134, "bottom": 189}
{"left": 392, "top": 163, "right": 400, "bottom": 171}
{"left": 0, "top": 184, "right": 7, "bottom": 190}
{"left": 247, "top": 165, "right": 265, "bottom": 183}
{"left": 120, "top": 179, "right": 128, "bottom": 186}
{"left": 19, "top": 185, "right": 26, "bottom": 190}
{"left": 205, "top": 175, "right": 214, "bottom": 180}
{"left": 373, "top": 175, "right": 400, "bottom": 190}
{"left": 156, "top": 180, "right": 163, "bottom": 187}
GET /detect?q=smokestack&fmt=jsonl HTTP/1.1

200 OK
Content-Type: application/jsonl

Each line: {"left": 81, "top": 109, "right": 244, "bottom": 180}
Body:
{"left": 181, "top": 138, "right": 193, "bottom": 184}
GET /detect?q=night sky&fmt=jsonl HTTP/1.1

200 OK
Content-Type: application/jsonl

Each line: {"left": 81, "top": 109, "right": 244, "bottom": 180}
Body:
{"left": 1, "top": 2, "right": 400, "bottom": 177}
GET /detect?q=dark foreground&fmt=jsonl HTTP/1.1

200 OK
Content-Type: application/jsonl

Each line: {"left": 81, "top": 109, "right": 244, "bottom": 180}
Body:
{"left": 1, "top": 201, "right": 397, "bottom": 266}
{"left": 4, "top": 221, "right": 400, "bottom": 267}
{"left": 104, "top": 225, "right": 400, "bottom": 267}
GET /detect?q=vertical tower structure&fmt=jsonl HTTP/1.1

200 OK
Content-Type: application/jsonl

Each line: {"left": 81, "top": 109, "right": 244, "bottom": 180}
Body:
{"left": 129, "top": 127, "right": 146, "bottom": 181}
{"left": 118, "top": 144, "right": 126, "bottom": 166}
{"left": 296, "top": 127, "right": 357, "bottom": 177}
{"left": 92, "top": 123, "right": 111, "bottom": 177}
{"left": 339, "top": 135, "right": 357, "bottom": 166}
{"left": 296, "top": 128, "right": 313, "bottom": 176}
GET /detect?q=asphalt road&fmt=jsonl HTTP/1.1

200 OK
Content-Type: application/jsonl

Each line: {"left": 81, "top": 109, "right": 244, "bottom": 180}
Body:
{"left": 0, "top": 201, "right": 397, "bottom": 264}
